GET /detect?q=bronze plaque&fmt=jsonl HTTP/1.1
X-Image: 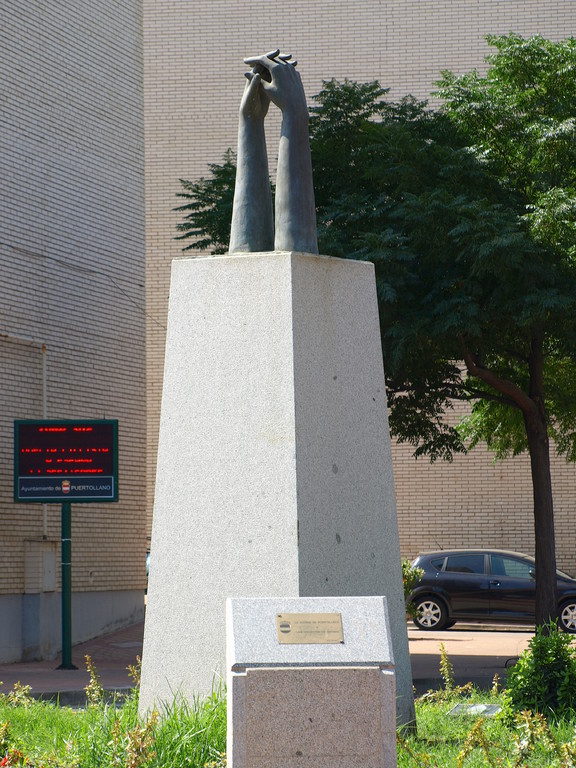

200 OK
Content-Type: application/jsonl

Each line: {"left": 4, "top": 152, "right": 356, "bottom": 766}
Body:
{"left": 276, "top": 612, "right": 344, "bottom": 644}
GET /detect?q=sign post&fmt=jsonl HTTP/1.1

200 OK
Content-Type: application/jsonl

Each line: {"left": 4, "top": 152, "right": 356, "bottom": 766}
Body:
{"left": 59, "top": 501, "right": 74, "bottom": 669}
{"left": 14, "top": 420, "right": 118, "bottom": 669}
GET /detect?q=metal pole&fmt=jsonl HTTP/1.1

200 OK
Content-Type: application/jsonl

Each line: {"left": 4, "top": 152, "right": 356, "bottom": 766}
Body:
{"left": 58, "top": 501, "right": 76, "bottom": 669}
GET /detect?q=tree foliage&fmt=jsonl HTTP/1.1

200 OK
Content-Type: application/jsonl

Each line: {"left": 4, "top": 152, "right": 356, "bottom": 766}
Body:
{"left": 175, "top": 149, "right": 237, "bottom": 254}
{"left": 308, "top": 76, "right": 558, "bottom": 461}
{"left": 433, "top": 35, "right": 576, "bottom": 460}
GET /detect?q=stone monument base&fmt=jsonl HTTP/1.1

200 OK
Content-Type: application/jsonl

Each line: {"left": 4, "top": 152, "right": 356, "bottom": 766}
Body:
{"left": 233, "top": 666, "right": 396, "bottom": 768}
{"left": 140, "top": 251, "right": 414, "bottom": 726}
{"left": 227, "top": 596, "right": 397, "bottom": 768}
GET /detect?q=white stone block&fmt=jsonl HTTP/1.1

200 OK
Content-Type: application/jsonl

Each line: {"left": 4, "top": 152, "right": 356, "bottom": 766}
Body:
{"left": 140, "top": 252, "right": 414, "bottom": 725}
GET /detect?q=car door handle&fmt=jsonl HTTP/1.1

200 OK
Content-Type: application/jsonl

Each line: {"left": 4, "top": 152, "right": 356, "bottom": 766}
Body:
{"left": 490, "top": 580, "right": 501, "bottom": 586}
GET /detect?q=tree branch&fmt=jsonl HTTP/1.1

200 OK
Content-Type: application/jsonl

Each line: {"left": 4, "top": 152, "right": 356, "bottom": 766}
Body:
{"left": 454, "top": 385, "right": 520, "bottom": 409}
{"left": 462, "top": 349, "right": 536, "bottom": 415}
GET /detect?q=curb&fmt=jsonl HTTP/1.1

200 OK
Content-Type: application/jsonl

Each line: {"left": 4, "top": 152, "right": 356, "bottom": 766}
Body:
{"left": 32, "top": 687, "right": 134, "bottom": 708}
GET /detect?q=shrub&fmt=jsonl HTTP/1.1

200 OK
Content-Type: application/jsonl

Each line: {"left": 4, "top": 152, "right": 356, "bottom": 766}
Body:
{"left": 402, "top": 559, "right": 424, "bottom": 619}
{"left": 504, "top": 622, "right": 576, "bottom": 719}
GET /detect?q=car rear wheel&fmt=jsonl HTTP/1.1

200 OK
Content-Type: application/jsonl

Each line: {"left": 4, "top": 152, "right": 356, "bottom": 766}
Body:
{"left": 412, "top": 596, "right": 449, "bottom": 631}
{"left": 559, "top": 600, "right": 576, "bottom": 633}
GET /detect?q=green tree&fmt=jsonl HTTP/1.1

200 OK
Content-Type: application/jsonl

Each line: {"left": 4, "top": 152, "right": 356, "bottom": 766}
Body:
{"left": 309, "top": 79, "right": 541, "bottom": 460}
{"left": 175, "top": 35, "right": 576, "bottom": 626}
{"left": 432, "top": 34, "right": 576, "bottom": 625}
{"left": 175, "top": 149, "right": 237, "bottom": 254}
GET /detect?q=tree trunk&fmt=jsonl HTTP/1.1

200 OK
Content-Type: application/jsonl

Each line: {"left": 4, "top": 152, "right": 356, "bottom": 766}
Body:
{"left": 463, "top": 332, "right": 557, "bottom": 628}
{"left": 524, "top": 330, "right": 557, "bottom": 629}
{"left": 524, "top": 405, "right": 557, "bottom": 627}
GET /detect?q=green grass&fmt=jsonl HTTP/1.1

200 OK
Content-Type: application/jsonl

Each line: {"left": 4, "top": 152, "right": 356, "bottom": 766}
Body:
{"left": 398, "top": 688, "right": 576, "bottom": 767}
{"left": 2, "top": 660, "right": 576, "bottom": 767}
{"left": 0, "top": 678, "right": 226, "bottom": 768}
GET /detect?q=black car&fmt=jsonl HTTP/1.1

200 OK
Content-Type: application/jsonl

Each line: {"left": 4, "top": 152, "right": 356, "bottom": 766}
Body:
{"left": 409, "top": 549, "right": 576, "bottom": 632}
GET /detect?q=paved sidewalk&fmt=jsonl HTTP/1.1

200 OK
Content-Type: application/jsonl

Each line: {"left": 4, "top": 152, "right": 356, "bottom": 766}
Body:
{"left": 0, "top": 622, "right": 144, "bottom": 706}
{"left": 0, "top": 621, "right": 534, "bottom": 705}
{"left": 408, "top": 624, "right": 532, "bottom": 695}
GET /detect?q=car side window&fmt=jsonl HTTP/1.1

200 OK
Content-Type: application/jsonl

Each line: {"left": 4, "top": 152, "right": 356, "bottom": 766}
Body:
{"left": 444, "top": 554, "right": 485, "bottom": 574}
{"left": 492, "top": 556, "right": 534, "bottom": 580}
{"left": 430, "top": 557, "right": 445, "bottom": 571}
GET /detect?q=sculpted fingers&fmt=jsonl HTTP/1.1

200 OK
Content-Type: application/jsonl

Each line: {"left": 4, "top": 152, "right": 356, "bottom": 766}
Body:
{"left": 243, "top": 50, "right": 296, "bottom": 81}
{"left": 243, "top": 49, "right": 280, "bottom": 79}
{"left": 242, "top": 50, "right": 303, "bottom": 111}
{"left": 243, "top": 71, "right": 261, "bottom": 88}
{"left": 239, "top": 72, "right": 269, "bottom": 119}
{"left": 279, "top": 53, "right": 297, "bottom": 67}
{"left": 242, "top": 49, "right": 280, "bottom": 64}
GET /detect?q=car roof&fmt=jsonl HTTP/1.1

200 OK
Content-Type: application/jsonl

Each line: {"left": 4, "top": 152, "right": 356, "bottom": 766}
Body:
{"left": 416, "top": 548, "right": 534, "bottom": 560}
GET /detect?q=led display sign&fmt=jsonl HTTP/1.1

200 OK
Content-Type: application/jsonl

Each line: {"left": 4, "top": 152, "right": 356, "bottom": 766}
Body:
{"left": 14, "top": 420, "right": 118, "bottom": 502}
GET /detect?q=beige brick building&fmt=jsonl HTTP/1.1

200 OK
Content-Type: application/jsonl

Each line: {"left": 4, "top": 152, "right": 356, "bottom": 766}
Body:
{"left": 143, "top": 1, "right": 576, "bottom": 574}
{"left": 0, "top": 1, "right": 146, "bottom": 661}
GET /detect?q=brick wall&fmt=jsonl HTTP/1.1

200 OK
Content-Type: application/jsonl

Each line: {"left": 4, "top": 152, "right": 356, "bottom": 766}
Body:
{"left": 0, "top": 1, "right": 146, "bottom": 599}
{"left": 143, "top": 1, "right": 576, "bottom": 571}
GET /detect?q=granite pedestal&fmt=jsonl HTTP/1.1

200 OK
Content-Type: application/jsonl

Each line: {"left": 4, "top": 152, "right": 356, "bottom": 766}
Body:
{"left": 139, "top": 251, "right": 414, "bottom": 725}
{"left": 227, "top": 596, "right": 397, "bottom": 768}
